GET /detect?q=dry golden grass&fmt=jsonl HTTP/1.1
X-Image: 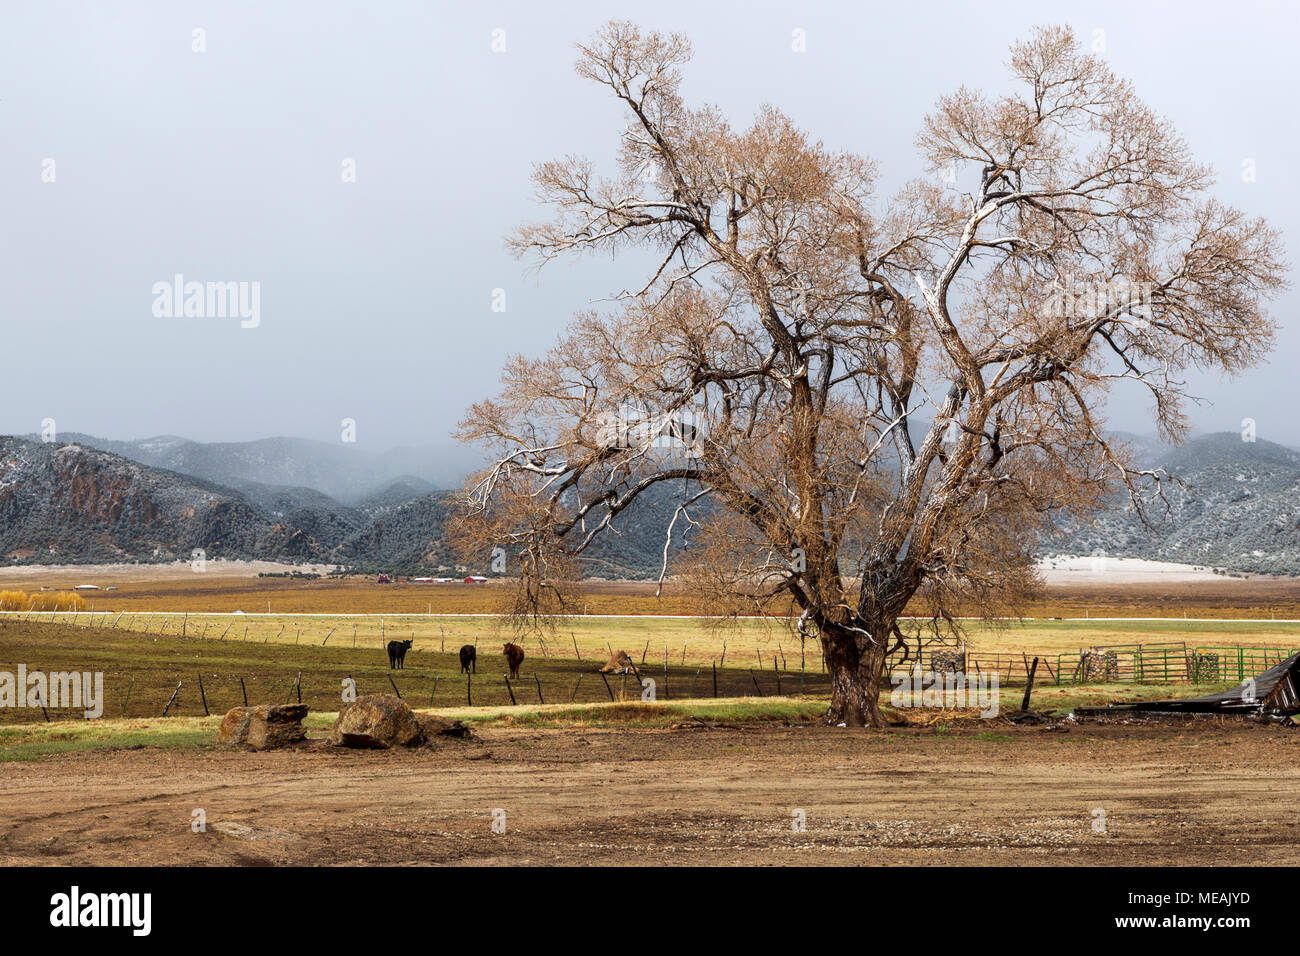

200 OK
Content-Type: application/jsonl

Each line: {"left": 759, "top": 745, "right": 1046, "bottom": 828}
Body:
{"left": 10, "top": 608, "right": 1300, "bottom": 673}
{"left": 2, "top": 570, "right": 1298, "bottom": 673}
{"left": 0, "top": 589, "right": 87, "bottom": 612}
{"left": 1, "top": 572, "right": 1298, "bottom": 619}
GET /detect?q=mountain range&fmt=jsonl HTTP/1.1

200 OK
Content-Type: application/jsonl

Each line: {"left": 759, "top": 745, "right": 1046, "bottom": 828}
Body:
{"left": 29, "top": 432, "right": 480, "bottom": 506}
{"left": 1051, "top": 432, "right": 1300, "bottom": 575}
{"left": 0, "top": 430, "right": 1297, "bottom": 577}
{"left": 0, "top": 435, "right": 460, "bottom": 572}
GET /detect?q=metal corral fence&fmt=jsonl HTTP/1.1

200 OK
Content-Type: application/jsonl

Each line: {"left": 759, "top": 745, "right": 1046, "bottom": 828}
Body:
{"left": 884, "top": 642, "right": 1300, "bottom": 687}
{"left": 1053, "top": 643, "right": 1300, "bottom": 686}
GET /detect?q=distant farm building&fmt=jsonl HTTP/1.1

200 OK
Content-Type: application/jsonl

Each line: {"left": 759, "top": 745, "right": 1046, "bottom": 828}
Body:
{"left": 463, "top": 575, "right": 488, "bottom": 584}
{"left": 375, "top": 574, "right": 393, "bottom": 584}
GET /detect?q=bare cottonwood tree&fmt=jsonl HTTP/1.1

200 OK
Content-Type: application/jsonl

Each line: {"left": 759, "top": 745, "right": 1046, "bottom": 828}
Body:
{"left": 456, "top": 22, "right": 1286, "bottom": 726}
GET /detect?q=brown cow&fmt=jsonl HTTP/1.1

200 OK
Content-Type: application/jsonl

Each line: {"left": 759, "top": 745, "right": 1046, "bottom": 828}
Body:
{"left": 503, "top": 642, "right": 524, "bottom": 679}
{"left": 600, "top": 650, "right": 635, "bottom": 675}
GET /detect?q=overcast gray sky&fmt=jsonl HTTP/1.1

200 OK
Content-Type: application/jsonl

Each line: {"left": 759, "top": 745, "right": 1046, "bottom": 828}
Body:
{"left": 1, "top": 0, "right": 1295, "bottom": 451}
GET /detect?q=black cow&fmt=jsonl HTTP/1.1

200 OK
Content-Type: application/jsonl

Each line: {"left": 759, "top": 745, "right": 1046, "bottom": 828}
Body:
{"left": 459, "top": 644, "right": 477, "bottom": 674}
{"left": 387, "top": 639, "right": 413, "bottom": 669}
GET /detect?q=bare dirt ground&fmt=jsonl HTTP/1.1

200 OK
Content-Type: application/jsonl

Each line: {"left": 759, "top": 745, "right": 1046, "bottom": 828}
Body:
{"left": 3, "top": 721, "right": 1299, "bottom": 866}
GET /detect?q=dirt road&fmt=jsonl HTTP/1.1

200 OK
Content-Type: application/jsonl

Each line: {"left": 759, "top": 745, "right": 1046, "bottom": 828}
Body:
{"left": 2, "top": 722, "right": 1298, "bottom": 865}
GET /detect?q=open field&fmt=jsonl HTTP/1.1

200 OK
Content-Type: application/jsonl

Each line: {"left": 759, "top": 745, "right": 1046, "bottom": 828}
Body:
{"left": 2, "top": 719, "right": 1299, "bottom": 865}
{"left": 5, "top": 610, "right": 1299, "bottom": 677}
{"left": 4, "top": 566, "right": 1300, "bottom": 619}
{"left": 0, "top": 616, "right": 1267, "bottom": 731}
{"left": 0, "top": 620, "right": 837, "bottom": 724}
{"left": 12, "top": 617, "right": 1246, "bottom": 725}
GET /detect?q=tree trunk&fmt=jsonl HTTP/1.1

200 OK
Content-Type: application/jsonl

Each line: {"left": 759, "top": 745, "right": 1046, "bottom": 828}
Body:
{"left": 821, "top": 624, "right": 889, "bottom": 728}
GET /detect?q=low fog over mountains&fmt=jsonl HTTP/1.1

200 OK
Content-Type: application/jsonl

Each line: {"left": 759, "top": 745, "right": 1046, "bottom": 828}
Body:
{"left": 0, "top": 430, "right": 1297, "bottom": 577}
{"left": 0, "top": 433, "right": 475, "bottom": 571}
{"left": 35, "top": 432, "right": 481, "bottom": 505}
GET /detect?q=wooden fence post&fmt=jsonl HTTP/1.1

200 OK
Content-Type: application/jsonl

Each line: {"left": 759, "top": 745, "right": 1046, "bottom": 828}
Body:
{"left": 1020, "top": 657, "right": 1039, "bottom": 711}
{"left": 162, "top": 680, "right": 182, "bottom": 717}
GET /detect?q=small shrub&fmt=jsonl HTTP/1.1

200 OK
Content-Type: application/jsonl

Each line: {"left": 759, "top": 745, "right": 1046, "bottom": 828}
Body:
{"left": 0, "top": 590, "right": 29, "bottom": 611}
{"left": 26, "top": 592, "right": 87, "bottom": 613}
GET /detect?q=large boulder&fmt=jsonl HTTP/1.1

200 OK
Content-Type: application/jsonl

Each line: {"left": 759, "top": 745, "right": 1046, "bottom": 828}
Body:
{"left": 330, "top": 694, "right": 470, "bottom": 748}
{"left": 330, "top": 694, "right": 424, "bottom": 748}
{"left": 216, "top": 704, "right": 308, "bottom": 750}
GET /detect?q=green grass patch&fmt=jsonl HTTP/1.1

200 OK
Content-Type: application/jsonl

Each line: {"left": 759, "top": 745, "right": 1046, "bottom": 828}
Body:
{"left": 0, "top": 696, "right": 828, "bottom": 759}
{"left": 425, "top": 695, "right": 827, "bottom": 728}
{"left": 0, "top": 716, "right": 219, "bottom": 762}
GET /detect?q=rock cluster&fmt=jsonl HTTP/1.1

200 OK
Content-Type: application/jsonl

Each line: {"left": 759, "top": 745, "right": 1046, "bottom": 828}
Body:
{"left": 1079, "top": 648, "right": 1119, "bottom": 682}
{"left": 216, "top": 703, "right": 308, "bottom": 749}
{"left": 215, "top": 695, "right": 470, "bottom": 751}
{"left": 929, "top": 650, "right": 967, "bottom": 675}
